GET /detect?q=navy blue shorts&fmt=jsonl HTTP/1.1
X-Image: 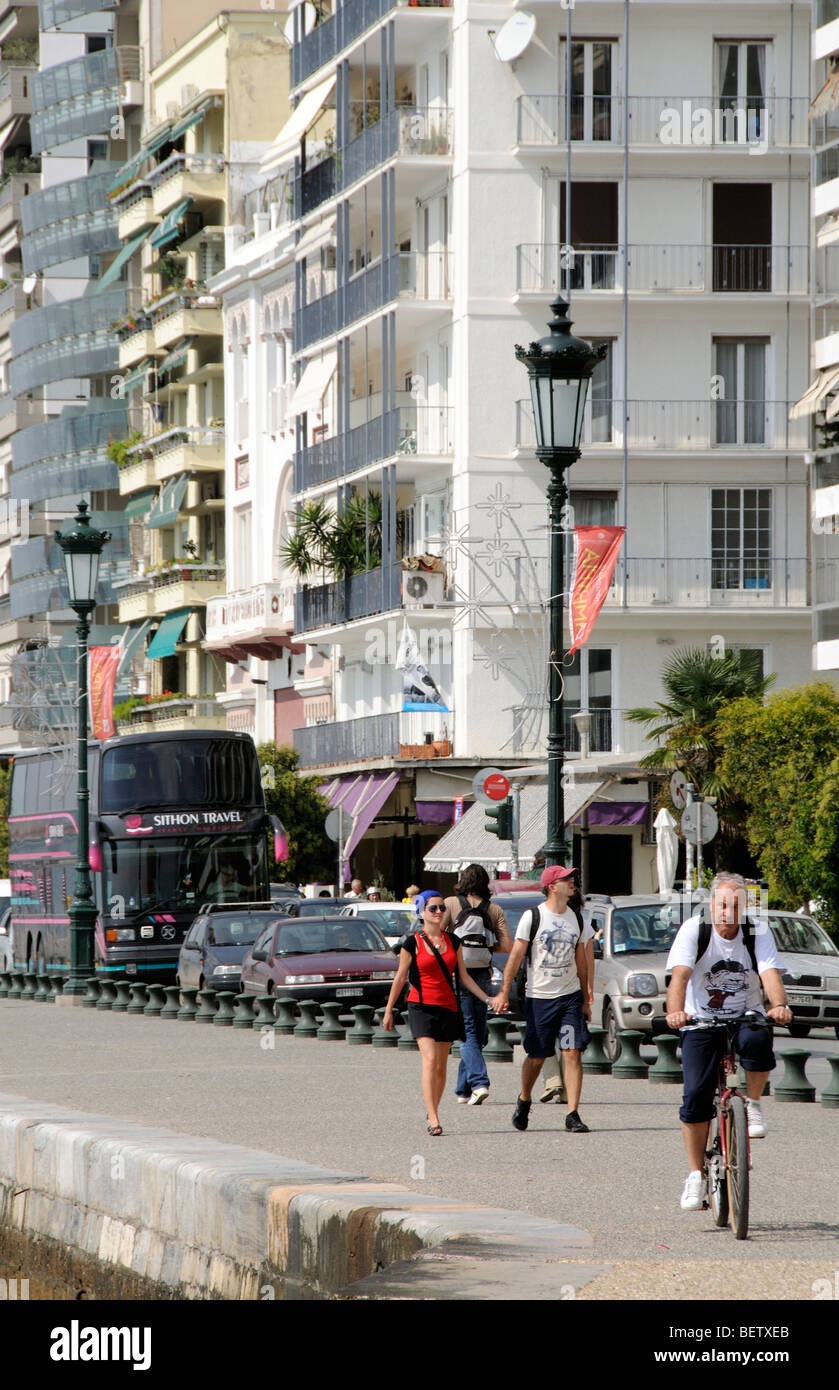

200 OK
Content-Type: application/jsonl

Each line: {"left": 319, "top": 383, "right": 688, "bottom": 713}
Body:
{"left": 523, "top": 990, "right": 590, "bottom": 1058}
{"left": 679, "top": 1020, "right": 775, "bottom": 1124}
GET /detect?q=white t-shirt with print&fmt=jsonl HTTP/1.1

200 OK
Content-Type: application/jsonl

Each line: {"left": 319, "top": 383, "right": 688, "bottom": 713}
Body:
{"left": 666, "top": 914, "right": 782, "bottom": 1021}
{"left": 515, "top": 902, "right": 593, "bottom": 999}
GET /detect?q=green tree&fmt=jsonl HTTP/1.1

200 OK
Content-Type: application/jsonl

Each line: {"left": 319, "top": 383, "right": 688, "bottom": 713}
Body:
{"left": 256, "top": 742, "right": 334, "bottom": 885}
{"left": 626, "top": 647, "right": 773, "bottom": 868}
{"left": 716, "top": 683, "right": 839, "bottom": 933}
{"left": 0, "top": 762, "right": 9, "bottom": 877}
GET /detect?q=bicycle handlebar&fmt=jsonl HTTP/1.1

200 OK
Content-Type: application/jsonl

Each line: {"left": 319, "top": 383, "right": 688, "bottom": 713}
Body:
{"left": 681, "top": 1010, "right": 773, "bottom": 1031}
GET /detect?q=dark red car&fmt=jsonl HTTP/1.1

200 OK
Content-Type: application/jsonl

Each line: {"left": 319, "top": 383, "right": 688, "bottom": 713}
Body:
{"left": 239, "top": 914, "right": 397, "bottom": 1007}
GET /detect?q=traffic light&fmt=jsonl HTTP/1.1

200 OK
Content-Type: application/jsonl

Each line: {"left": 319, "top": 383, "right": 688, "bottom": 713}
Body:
{"left": 485, "top": 799, "right": 513, "bottom": 840}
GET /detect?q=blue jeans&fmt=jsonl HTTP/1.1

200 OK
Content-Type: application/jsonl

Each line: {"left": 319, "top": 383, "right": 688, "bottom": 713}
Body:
{"left": 455, "top": 968, "right": 491, "bottom": 1096}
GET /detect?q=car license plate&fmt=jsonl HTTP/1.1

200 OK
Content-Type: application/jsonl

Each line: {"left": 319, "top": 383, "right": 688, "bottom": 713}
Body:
{"left": 787, "top": 993, "right": 814, "bottom": 1005}
{"left": 336, "top": 986, "right": 363, "bottom": 997}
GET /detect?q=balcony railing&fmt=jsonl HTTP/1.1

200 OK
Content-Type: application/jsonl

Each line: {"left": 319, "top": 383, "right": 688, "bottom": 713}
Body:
{"left": 29, "top": 47, "right": 141, "bottom": 154}
{"left": 293, "top": 709, "right": 451, "bottom": 767}
{"left": 294, "top": 560, "right": 402, "bottom": 634}
{"left": 515, "top": 399, "right": 810, "bottom": 452}
{"left": 293, "top": 0, "right": 451, "bottom": 86}
{"left": 21, "top": 166, "right": 121, "bottom": 275}
{"left": 10, "top": 287, "right": 138, "bottom": 394}
{"left": 39, "top": 0, "right": 117, "bottom": 27}
{"left": 616, "top": 557, "right": 808, "bottom": 609}
{"left": 342, "top": 105, "right": 454, "bottom": 186}
{"left": 813, "top": 559, "right": 839, "bottom": 606}
{"left": 294, "top": 156, "right": 337, "bottom": 219}
{"left": 294, "top": 406, "right": 454, "bottom": 490}
{"left": 295, "top": 251, "right": 452, "bottom": 351}
{"left": 516, "top": 94, "right": 808, "bottom": 150}
{"left": 516, "top": 244, "right": 810, "bottom": 296}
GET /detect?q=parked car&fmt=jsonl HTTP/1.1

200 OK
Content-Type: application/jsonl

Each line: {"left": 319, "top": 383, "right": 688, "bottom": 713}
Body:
{"left": 240, "top": 914, "right": 397, "bottom": 1007}
{"left": 486, "top": 891, "right": 545, "bottom": 1015}
{"left": 340, "top": 901, "right": 418, "bottom": 947}
{"left": 282, "top": 898, "right": 353, "bottom": 918}
{"left": 768, "top": 911, "right": 839, "bottom": 1039}
{"left": 270, "top": 883, "right": 302, "bottom": 906}
{"left": 177, "top": 906, "right": 284, "bottom": 992}
{"left": 0, "top": 908, "right": 11, "bottom": 972}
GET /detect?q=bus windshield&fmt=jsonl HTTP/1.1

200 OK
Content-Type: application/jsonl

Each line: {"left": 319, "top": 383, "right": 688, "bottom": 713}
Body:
{"left": 100, "top": 739, "right": 261, "bottom": 813}
{"left": 103, "top": 834, "right": 267, "bottom": 916}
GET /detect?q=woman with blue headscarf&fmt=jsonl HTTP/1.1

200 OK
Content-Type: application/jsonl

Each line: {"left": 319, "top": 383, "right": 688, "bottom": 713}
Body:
{"left": 383, "top": 888, "right": 506, "bottom": 1135}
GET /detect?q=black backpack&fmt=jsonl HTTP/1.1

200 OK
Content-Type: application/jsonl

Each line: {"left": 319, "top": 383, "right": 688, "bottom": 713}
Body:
{"left": 694, "top": 908, "right": 759, "bottom": 975}
{"left": 515, "top": 904, "right": 586, "bottom": 996}
{"left": 452, "top": 896, "right": 496, "bottom": 969}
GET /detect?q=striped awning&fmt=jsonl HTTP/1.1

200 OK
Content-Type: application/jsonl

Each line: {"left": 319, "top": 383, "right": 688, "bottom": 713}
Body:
{"left": 94, "top": 229, "right": 150, "bottom": 293}
{"left": 170, "top": 98, "right": 213, "bottom": 144}
{"left": 119, "top": 358, "right": 154, "bottom": 394}
{"left": 150, "top": 198, "right": 192, "bottom": 251}
{"left": 147, "top": 608, "right": 192, "bottom": 660}
{"left": 123, "top": 488, "right": 156, "bottom": 519}
{"left": 147, "top": 472, "right": 191, "bottom": 528}
{"left": 157, "top": 337, "right": 194, "bottom": 375}
{"left": 789, "top": 367, "right": 839, "bottom": 420}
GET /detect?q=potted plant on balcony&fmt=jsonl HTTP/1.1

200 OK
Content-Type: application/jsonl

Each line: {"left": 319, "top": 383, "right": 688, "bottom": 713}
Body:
{"left": 106, "top": 430, "right": 144, "bottom": 469}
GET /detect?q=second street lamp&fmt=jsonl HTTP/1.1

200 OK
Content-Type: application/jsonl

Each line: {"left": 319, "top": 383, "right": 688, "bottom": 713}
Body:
{"left": 515, "top": 298, "right": 605, "bottom": 867}
{"left": 55, "top": 500, "right": 111, "bottom": 997}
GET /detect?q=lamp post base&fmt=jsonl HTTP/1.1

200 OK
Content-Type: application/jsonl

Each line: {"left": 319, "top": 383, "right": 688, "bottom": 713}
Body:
{"left": 64, "top": 902, "right": 98, "bottom": 996}
{"left": 539, "top": 838, "right": 571, "bottom": 870}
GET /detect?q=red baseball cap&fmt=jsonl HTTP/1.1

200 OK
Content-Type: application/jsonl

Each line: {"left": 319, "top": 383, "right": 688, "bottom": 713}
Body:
{"left": 540, "top": 865, "right": 580, "bottom": 889}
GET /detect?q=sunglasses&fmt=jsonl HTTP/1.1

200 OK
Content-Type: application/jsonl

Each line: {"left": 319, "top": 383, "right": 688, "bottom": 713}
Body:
{"left": 424, "top": 903, "right": 445, "bottom": 913}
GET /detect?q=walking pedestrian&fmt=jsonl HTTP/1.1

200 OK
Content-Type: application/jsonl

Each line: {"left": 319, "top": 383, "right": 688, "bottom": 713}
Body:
{"left": 493, "top": 865, "right": 593, "bottom": 1134}
{"left": 382, "top": 889, "right": 505, "bottom": 1135}
{"left": 439, "top": 864, "right": 512, "bottom": 1106}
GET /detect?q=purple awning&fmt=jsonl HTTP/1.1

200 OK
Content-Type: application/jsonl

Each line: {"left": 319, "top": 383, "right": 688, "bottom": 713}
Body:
{"left": 319, "top": 771, "right": 400, "bottom": 861}
{"left": 573, "top": 801, "right": 648, "bottom": 827}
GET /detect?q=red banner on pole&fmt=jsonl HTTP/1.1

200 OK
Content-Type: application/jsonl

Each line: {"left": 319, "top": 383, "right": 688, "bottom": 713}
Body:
{"left": 568, "top": 526, "right": 625, "bottom": 655}
{"left": 89, "top": 646, "right": 121, "bottom": 742}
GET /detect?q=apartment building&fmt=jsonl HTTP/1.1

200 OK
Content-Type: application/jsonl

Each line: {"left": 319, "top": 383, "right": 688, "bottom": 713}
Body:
{"left": 807, "top": 0, "right": 839, "bottom": 671}
{"left": 271, "top": 0, "right": 814, "bottom": 894}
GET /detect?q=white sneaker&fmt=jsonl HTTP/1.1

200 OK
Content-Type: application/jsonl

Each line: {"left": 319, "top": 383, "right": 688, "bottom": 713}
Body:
{"left": 468, "top": 1087, "right": 489, "bottom": 1106}
{"left": 746, "top": 1099, "right": 767, "bottom": 1138}
{"left": 456, "top": 1095, "right": 470, "bottom": 1104}
{"left": 680, "top": 1170, "right": 706, "bottom": 1211}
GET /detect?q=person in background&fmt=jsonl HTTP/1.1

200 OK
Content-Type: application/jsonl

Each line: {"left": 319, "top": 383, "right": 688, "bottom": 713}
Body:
{"left": 540, "top": 869, "right": 594, "bottom": 1104}
{"left": 383, "top": 889, "right": 506, "bottom": 1135}
{"left": 440, "top": 864, "right": 512, "bottom": 1106}
{"left": 403, "top": 884, "right": 420, "bottom": 905}
{"left": 366, "top": 886, "right": 382, "bottom": 902}
{"left": 345, "top": 879, "right": 364, "bottom": 900}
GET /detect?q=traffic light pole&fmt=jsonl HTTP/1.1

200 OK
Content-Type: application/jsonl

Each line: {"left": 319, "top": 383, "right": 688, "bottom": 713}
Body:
{"left": 510, "top": 782, "right": 522, "bottom": 879}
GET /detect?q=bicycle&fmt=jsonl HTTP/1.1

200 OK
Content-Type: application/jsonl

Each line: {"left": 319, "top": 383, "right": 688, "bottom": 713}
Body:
{"left": 682, "top": 1010, "right": 772, "bottom": 1241}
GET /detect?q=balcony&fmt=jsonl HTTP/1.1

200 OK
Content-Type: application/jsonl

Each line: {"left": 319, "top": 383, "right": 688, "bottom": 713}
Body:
{"left": 342, "top": 105, "right": 454, "bottom": 188}
{"left": 116, "top": 697, "right": 226, "bottom": 735}
{"left": 39, "top": 0, "right": 117, "bottom": 26}
{"left": 293, "top": 709, "right": 452, "bottom": 768}
{"left": 205, "top": 582, "right": 296, "bottom": 659}
{"left": 29, "top": 47, "right": 142, "bottom": 154}
{"left": 294, "top": 404, "right": 454, "bottom": 490}
{"left": 125, "top": 425, "right": 225, "bottom": 484}
{"left": 116, "top": 565, "right": 226, "bottom": 624}
{"left": 0, "top": 172, "right": 41, "bottom": 238}
{"left": 294, "top": 156, "right": 337, "bottom": 219}
{"left": 148, "top": 153, "right": 225, "bottom": 218}
{"left": 11, "top": 399, "right": 133, "bottom": 504}
{"left": 515, "top": 94, "right": 808, "bottom": 152}
{"left": 515, "top": 399, "right": 809, "bottom": 453}
{"left": 0, "top": 64, "right": 36, "bottom": 127}
{"left": 516, "top": 244, "right": 809, "bottom": 297}
{"left": 295, "top": 251, "right": 452, "bottom": 352}
{"left": 615, "top": 557, "right": 808, "bottom": 610}
{"left": 295, "top": 560, "right": 403, "bottom": 635}
{"left": 0, "top": 395, "right": 43, "bottom": 443}
{"left": 10, "top": 287, "right": 137, "bottom": 394}
{"left": 0, "top": 283, "right": 29, "bottom": 335}
{"left": 116, "top": 185, "right": 157, "bottom": 241}
{"left": 21, "top": 167, "right": 120, "bottom": 275}
{"left": 293, "top": 0, "right": 451, "bottom": 87}
{"left": 150, "top": 291, "right": 221, "bottom": 352}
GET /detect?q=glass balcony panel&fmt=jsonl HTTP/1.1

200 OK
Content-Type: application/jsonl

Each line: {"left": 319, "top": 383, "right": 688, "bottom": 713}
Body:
{"left": 29, "top": 48, "right": 140, "bottom": 153}
{"left": 39, "top": 0, "right": 116, "bottom": 27}
{"left": 11, "top": 286, "right": 137, "bottom": 357}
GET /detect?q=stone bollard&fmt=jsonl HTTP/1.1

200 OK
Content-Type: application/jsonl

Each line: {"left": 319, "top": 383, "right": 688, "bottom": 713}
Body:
{"left": 49, "top": 975, "right": 64, "bottom": 1001}
{"left": 112, "top": 980, "right": 133, "bottom": 1013}
{"left": 194, "top": 990, "right": 218, "bottom": 1024}
{"left": 821, "top": 1056, "right": 839, "bottom": 1109}
{"left": 34, "top": 974, "right": 51, "bottom": 1002}
{"left": 484, "top": 1016, "right": 514, "bottom": 1063}
{"left": 612, "top": 1030, "right": 649, "bottom": 1080}
{"left": 347, "top": 1004, "right": 375, "bottom": 1045}
{"left": 371, "top": 1007, "right": 398, "bottom": 1048}
{"left": 22, "top": 972, "right": 38, "bottom": 1000}
{"left": 177, "top": 987, "right": 199, "bottom": 1021}
{"left": 293, "top": 999, "right": 320, "bottom": 1038}
{"left": 96, "top": 979, "right": 119, "bottom": 1011}
{"left": 581, "top": 1025, "right": 612, "bottom": 1076}
{"left": 649, "top": 1033, "right": 683, "bottom": 1085}
{"left": 160, "top": 985, "right": 181, "bottom": 1020}
{"left": 0, "top": 970, "right": 11, "bottom": 998}
{"left": 232, "top": 994, "right": 255, "bottom": 1029}
{"left": 317, "top": 1001, "right": 346, "bottom": 1040}
{"left": 273, "top": 998, "right": 297, "bottom": 1035}
{"left": 252, "top": 995, "right": 276, "bottom": 1029}
{"left": 774, "top": 1049, "right": 815, "bottom": 1103}
{"left": 7, "top": 972, "right": 25, "bottom": 999}
{"left": 396, "top": 1008, "right": 418, "bottom": 1051}
{"left": 82, "top": 977, "right": 100, "bottom": 1008}
{"left": 144, "top": 983, "right": 167, "bottom": 1017}
{"left": 213, "top": 991, "right": 237, "bottom": 1027}
{"left": 127, "top": 983, "right": 148, "bottom": 1014}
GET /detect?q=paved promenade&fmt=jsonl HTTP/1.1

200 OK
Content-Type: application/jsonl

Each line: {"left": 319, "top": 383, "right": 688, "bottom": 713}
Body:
{"left": 1, "top": 999, "right": 837, "bottom": 1298}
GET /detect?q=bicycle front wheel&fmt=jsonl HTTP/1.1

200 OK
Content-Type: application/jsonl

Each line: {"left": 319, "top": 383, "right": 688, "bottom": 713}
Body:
{"left": 726, "top": 1094, "right": 750, "bottom": 1240}
{"left": 707, "top": 1112, "right": 729, "bottom": 1228}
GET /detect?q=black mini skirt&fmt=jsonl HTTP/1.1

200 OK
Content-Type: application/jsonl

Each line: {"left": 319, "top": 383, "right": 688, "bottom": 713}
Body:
{"left": 407, "top": 1001, "right": 464, "bottom": 1043}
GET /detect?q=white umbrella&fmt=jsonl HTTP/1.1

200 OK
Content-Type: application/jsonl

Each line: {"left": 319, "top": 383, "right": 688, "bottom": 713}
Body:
{"left": 654, "top": 807, "right": 678, "bottom": 894}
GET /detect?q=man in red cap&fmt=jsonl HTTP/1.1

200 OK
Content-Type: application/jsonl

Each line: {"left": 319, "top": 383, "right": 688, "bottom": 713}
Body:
{"left": 494, "top": 865, "right": 592, "bottom": 1133}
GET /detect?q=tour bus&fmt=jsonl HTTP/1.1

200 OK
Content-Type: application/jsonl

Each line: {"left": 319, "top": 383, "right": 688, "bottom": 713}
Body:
{"left": 7, "top": 730, "right": 287, "bottom": 979}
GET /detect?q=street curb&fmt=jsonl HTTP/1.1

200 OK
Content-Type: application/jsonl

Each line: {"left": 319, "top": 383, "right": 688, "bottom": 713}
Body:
{"left": 0, "top": 1092, "right": 598, "bottom": 1300}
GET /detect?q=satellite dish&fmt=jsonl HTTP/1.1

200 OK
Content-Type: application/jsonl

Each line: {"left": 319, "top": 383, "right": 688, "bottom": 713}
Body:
{"left": 283, "top": 2, "right": 318, "bottom": 44}
{"left": 493, "top": 11, "right": 536, "bottom": 64}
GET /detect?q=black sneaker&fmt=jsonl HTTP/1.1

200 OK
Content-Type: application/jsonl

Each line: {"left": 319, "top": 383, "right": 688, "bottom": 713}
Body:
{"left": 512, "top": 1097, "right": 531, "bottom": 1131}
{"left": 565, "top": 1110, "right": 590, "bottom": 1133}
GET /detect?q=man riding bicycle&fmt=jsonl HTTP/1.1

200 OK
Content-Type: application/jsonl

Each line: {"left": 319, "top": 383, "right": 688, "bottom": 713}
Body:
{"left": 665, "top": 871, "right": 792, "bottom": 1212}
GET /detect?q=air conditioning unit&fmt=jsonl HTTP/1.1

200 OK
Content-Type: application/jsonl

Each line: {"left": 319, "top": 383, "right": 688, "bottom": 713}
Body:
{"left": 402, "top": 570, "right": 445, "bottom": 608}
{"left": 181, "top": 84, "right": 199, "bottom": 107}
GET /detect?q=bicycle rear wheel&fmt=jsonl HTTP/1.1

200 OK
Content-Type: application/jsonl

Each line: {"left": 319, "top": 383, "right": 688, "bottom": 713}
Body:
{"left": 726, "top": 1094, "right": 750, "bottom": 1240}
{"left": 707, "top": 1111, "right": 729, "bottom": 1227}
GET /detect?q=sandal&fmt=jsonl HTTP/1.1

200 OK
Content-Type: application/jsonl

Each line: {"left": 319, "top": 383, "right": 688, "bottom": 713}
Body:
{"left": 427, "top": 1123, "right": 443, "bottom": 1136}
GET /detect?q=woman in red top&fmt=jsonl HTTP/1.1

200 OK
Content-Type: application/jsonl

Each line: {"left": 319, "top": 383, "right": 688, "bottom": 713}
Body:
{"left": 383, "top": 889, "right": 503, "bottom": 1135}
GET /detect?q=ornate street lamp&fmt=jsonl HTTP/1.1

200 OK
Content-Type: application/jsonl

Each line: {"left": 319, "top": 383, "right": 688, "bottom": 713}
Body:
{"left": 515, "top": 298, "right": 605, "bottom": 866}
{"left": 55, "top": 501, "right": 111, "bottom": 996}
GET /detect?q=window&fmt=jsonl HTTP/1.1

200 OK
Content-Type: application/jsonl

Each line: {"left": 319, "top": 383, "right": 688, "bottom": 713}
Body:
{"left": 561, "top": 40, "right": 617, "bottom": 142}
{"left": 716, "top": 41, "right": 768, "bottom": 143}
{"left": 565, "top": 491, "right": 618, "bottom": 586}
{"left": 589, "top": 340, "right": 613, "bottom": 443}
{"left": 558, "top": 183, "right": 618, "bottom": 291}
{"left": 712, "top": 185, "right": 771, "bottom": 291}
{"left": 713, "top": 339, "right": 767, "bottom": 444}
{"left": 564, "top": 648, "right": 613, "bottom": 752}
{"left": 711, "top": 488, "right": 772, "bottom": 590}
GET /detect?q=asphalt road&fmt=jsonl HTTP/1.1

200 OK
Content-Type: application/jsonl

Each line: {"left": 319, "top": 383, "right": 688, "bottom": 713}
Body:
{"left": 1, "top": 1000, "right": 837, "bottom": 1296}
